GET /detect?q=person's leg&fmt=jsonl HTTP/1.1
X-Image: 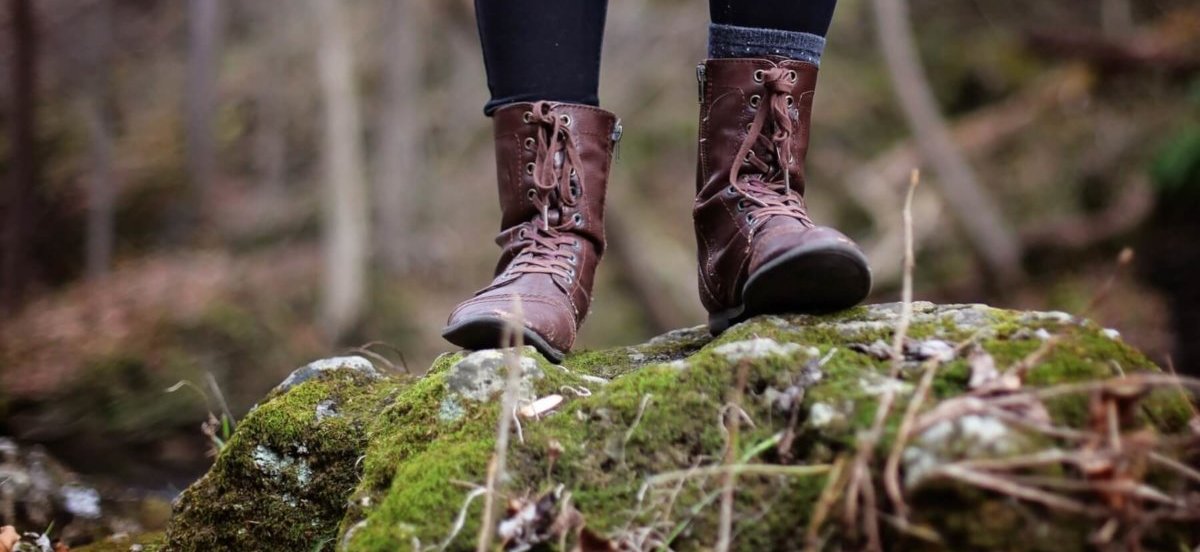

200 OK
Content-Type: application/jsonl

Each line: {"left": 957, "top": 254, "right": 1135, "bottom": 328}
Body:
{"left": 693, "top": 0, "right": 871, "bottom": 334}
{"left": 708, "top": 0, "right": 837, "bottom": 64}
{"left": 445, "top": 0, "right": 621, "bottom": 361}
{"left": 475, "top": 0, "right": 609, "bottom": 114}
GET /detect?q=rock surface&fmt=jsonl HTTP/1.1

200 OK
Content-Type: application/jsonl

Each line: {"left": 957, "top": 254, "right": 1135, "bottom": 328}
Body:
{"left": 165, "top": 303, "right": 1199, "bottom": 551}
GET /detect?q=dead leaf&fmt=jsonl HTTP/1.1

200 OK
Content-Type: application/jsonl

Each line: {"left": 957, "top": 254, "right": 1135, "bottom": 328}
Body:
{"left": 574, "top": 527, "right": 617, "bottom": 552}
{"left": 0, "top": 526, "right": 18, "bottom": 552}
{"left": 519, "top": 395, "right": 564, "bottom": 419}
{"left": 967, "top": 346, "right": 999, "bottom": 390}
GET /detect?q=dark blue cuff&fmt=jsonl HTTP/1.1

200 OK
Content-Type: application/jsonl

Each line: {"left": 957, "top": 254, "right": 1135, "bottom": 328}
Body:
{"left": 707, "top": 23, "right": 826, "bottom": 65}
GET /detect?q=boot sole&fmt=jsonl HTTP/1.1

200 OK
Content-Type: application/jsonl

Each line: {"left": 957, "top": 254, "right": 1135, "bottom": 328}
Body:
{"left": 442, "top": 317, "right": 567, "bottom": 364}
{"left": 708, "top": 237, "right": 872, "bottom": 335}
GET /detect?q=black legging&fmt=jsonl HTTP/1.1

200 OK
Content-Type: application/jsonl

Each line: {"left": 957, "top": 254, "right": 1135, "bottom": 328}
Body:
{"left": 476, "top": 0, "right": 838, "bottom": 114}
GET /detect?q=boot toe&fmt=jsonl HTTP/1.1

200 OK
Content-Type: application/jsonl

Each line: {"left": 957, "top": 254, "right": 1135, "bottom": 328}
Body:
{"left": 443, "top": 290, "right": 576, "bottom": 362}
{"left": 749, "top": 224, "right": 861, "bottom": 275}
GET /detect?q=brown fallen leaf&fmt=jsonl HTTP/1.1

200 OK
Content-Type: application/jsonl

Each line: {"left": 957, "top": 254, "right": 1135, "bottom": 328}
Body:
{"left": 0, "top": 526, "right": 18, "bottom": 552}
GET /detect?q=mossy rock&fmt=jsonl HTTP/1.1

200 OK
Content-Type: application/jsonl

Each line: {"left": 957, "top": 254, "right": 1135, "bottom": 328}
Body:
{"left": 165, "top": 303, "right": 1199, "bottom": 551}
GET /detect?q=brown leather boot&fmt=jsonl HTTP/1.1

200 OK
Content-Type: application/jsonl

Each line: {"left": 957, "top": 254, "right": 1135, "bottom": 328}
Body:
{"left": 443, "top": 101, "right": 621, "bottom": 362}
{"left": 695, "top": 57, "right": 871, "bottom": 334}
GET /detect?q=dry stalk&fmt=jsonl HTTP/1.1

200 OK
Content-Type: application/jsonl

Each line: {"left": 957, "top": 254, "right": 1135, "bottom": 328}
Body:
{"left": 645, "top": 463, "right": 831, "bottom": 488}
{"left": 845, "top": 168, "right": 920, "bottom": 550}
{"left": 475, "top": 298, "right": 526, "bottom": 552}
{"left": 804, "top": 454, "right": 850, "bottom": 552}
{"left": 883, "top": 355, "right": 941, "bottom": 522}
{"left": 716, "top": 361, "right": 751, "bottom": 552}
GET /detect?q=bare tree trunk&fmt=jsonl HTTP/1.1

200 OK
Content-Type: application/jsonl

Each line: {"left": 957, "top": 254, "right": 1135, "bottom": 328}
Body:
{"left": 1100, "top": 0, "right": 1133, "bottom": 37}
{"left": 871, "top": 0, "right": 1024, "bottom": 287}
{"left": 183, "top": 0, "right": 221, "bottom": 240}
{"left": 2, "top": 0, "right": 37, "bottom": 314}
{"left": 82, "top": 0, "right": 115, "bottom": 281}
{"left": 251, "top": 2, "right": 288, "bottom": 196}
{"left": 373, "top": 0, "right": 425, "bottom": 274}
{"left": 312, "top": 0, "right": 370, "bottom": 340}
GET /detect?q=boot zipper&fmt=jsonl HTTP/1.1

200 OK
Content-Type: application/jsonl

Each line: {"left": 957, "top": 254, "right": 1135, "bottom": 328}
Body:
{"left": 696, "top": 63, "right": 706, "bottom": 103}
{"left": 611, "top": 119, "right": 623, "bottom": 160}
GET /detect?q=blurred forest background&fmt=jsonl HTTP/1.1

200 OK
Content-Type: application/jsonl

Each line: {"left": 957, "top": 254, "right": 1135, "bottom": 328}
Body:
{"left": 0, "top": 0, "right": 1199, "bottom": 519}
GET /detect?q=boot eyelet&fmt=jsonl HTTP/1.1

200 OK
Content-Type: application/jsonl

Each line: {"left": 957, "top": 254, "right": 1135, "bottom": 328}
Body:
{"left": 787, "top": 70, "right": 797, "bottom": 82}
{"left": 522, "top": 111, "right": 534, "bottom": 123}
{"left": 527, "top": 188, "right": 537, "bottom": 200}
{"left": 744, "top": 151, "right": 755, "bottom": 162}
{"left": 753, "top": 69, "right": 765, "bottom": 83}
{"left": 572, "top": 239, "right": 581, "bottom": 250}
{"left": 568, "top": 182, "right": 580, "bottom": 198}
{"left": 785, "top": 95, "right": 794, "bottom": 107}
{"left": 569, "top": 168, "right": 577, "bottom": 178}
{"left": 736, "top": 199, "right": 747, "bottom": 212}
{"left": 559, "top": 114, "right": 572, "bottom": 126}
{"left": 525, "top": 162, "right": 536, "bottom": 175}
{"left": 748, "top": 94, "right": 761, "bottom": 108}
{"left": 572, "top": 213, "right": 583, "bottom": 225}
{"left": 517, "top": 228, "right": 528, "bottom": 239}
{"left": 726, "top": 185, "right": 738, "bottom": 197}
{"left": 567, "top": 254, "right": 577, "bottom": 263}
{"left": 745, "top": 214, "right": 755, "bottom": 224}
{"left": 524, "top": 137, "right": 536, "bottom": 150}
{"left": 567, "top": 267, "right": 576, "bottom": 277}
{"left": 745, "top": 123, "right": 753, "bottom": 133}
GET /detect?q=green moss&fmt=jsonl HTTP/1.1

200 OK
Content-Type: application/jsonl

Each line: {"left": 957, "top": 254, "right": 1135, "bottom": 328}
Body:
{"left": 166, "top": 367, "right": 405, "bottom": 551}
{"left": 74, "top": 532, "right": 167, "bottom": 552}
{"left": 168, "top": 304, "right": 1199, "bottom": 551}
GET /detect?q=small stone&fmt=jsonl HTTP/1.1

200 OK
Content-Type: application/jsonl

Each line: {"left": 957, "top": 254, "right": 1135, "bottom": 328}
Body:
{"left": 1034, "top": 328, "right": 1052, "bottom": 341}
{"left": 809, "top": 403, "right": 837, "bottom": 428}
{"left": 315, "top": 399, "right": 339, "bottom": 421}
{"left": 1101, "top": 328, "right": 1121, "bottom": 341}
{"left": 906, "top": 339, "right": 955, "bottom": 362}
{"left": 445, "top": 349, "right": 542, "bottom": 403}
{"left": 59, "top": 484, "right": 101, "bottom": 519}
{"left": 850, "top": 340, "right": 892, "bottom": 360}
{"left": 858, "top": 375, "right": 913, "bottom": 396}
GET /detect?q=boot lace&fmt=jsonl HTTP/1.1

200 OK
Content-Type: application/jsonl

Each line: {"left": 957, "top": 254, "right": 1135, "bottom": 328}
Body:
{"left": 500, "top": 101, "right": 586, "bottom": 292}
{"left": 727, "top": 67, "right": 812, "bottom": 232}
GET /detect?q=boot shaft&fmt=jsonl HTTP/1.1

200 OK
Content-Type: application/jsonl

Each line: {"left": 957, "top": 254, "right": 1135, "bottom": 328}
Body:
{"left": 696, "top": 57, "right": 818, "bottom": 199}
{"left": 492, "top": 102, "right": 620, "bottom": 257}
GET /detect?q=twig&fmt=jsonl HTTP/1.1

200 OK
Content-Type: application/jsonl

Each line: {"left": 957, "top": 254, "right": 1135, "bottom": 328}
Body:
{"left": 475, "top": 298, "right": 526, "bottom": 552}
{"left": 1148, "top": 451, "right": 1200, "bottom": 486}
{"left": 645, "top": 464, "right": 832, "bottom": 488}
{"left": 884, "top": 354, "right": 941, "bottom": 521}
{"left": 1006, "top": 336, "right": 1059, "bottom": 382}
{"left": 847, "top": 171, "right": 919, "bottom": 550}
{"left": 890, "top": 169, "right": 920, "bottom": 375}
{"left": 716, "top": 361, "right": 750, "bottom": 552}
{"left": 932, "top": 465, "right": 1105, "bottom": 516}
{"left": 1082, "top": 247, "right": 1134, "bottom": 319}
